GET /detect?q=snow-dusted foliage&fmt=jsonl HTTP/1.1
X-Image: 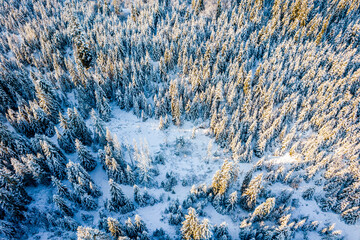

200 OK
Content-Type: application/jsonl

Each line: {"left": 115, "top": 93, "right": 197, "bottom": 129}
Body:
{"left": 0, "top": 0, "right": 360, "bottom": 239}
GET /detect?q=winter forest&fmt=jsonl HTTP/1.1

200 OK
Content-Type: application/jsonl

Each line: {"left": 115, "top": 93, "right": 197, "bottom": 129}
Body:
{"left": 0, "top": 0, "right": 360, "bottom": 239}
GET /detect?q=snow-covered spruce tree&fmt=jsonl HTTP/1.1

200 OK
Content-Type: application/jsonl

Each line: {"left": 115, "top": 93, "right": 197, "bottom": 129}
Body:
{"left": 341, "top": 207, "right": 360, "bottom": 225}
{"left": 32, "top": 73, "right": 61, "bottom": 122}
{"left": 134, "top": 141, "right": 153, "bottom": 187}
{"left": 40, "top": 138, "right": 67, "bottom": 179}
{"left": 124, "top": 217, "right": 136, "bottom": 239}
{"left": 66, "top": 162, "right": 102, "bottom": 198}
{"left": 225, "top": 191, "right": 238, "bottom": 213}
{"left": 6, "top": 99, "right": 55, "bottom": 138}
{"left": 302, "top": 187, "right": 315, "bottom": 200}
{"left": 181, "top": 208, "right": 200, "bottom": 240}
{"left": 69, "top": 13, "right": 93, "bottom": 68}
{"left": 122, "top": 215, "right": 149, "bottom": 239}
{"left": 55, "top": 127, "right": 75, "bottom": 154}
{"left": 91, "top": 109, "right": 107, "bottom": 147}
{"left": 10, "top": 157, "right": 33, "bottom": 185}
{"left": 77, "top": 226, "right": 110, "bottom": 240}
{"left": 76, "top": 84, "right": 96, "bottom": 119}
{"left": 161, "top": 171, "right": 178, "bottom": 192}
{"left": 95, "top": 86, "right": 111, "bottom": 122}
{"left": 134, "top": 215, "right": 149, "bottom": 239}
{"left": 51, "top": 176, "right": 72, "bottom": 200}
{"left": 273, "top": 214, "right": 294, "bottom": 240}
{"left": 80, "top": 193, "right": 98, "bottom": 211}
{"left": 195, "top": 0, "right": 205, "bottom": 15}
{"left": 126, "top": 165, "right": 135, "bottom": 185}
{"left": 107, "top": 217, "right": 124, "bottom": 239}
{"left": 181, "top": 207, "right": 211, "bottom": 240}
{"left": 53, "top": 194, "right": 73, "bottom": 217}
{"left": 107, "top": 179, "right": 134, "bottom": 213}
{"left": 251, "top": 197, "right": 275, "bottom": 222}
{"left": 213, "top": 222, "right": 231, "bottom": 240}
{"left": 165, "top": 199, "right": 185, "bottom": 226}
{"left": 0, "top": 188, "right": 28, "bottom": 221}
{"left": 211, "top": 160, "right": 238, "bottom": 196}
{"left": 240, "top": 173, "right": 263, "bottom": 211}
{"left": 75, "top": 139, "right": 97, "bottom": 171}
{"left": 103, "top": 146, "right": 128, "bottom": 184}
{"left": 22, "top": 154, "right": 51, "bottom": 184}
{"left": 134, "top": 185, "right": 147, "bottom": 207}
{"left": 198, "top": 219, "right": 212, "bottom": 240}
{"left": 67, "top": 108, "right": 92, "bottom": 146}
{"left": 0, "top": 220, "right": 19, "bottom": 239}
{"left": 159, "top": 115, "right": 165, "bottom": 130}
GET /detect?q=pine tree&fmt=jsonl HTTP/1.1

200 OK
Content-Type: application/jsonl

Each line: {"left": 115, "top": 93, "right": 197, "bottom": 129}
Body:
{"left": 69, "top": 14, "right": 93, "bottom": 68}
{"left": 75, "top": 139, "right": 97, "bottom": 171}
{"left": 251, "top": 197, "right": 275, "bottom": 221}
{"left": 33, "top": 73, "right": 61, "bottom": 122}
{"left": 198, "top": 219, "right": 212, "bottom": 240}
{"left": 240, "top": 173, "right": 263, "bottom": 211}
{"left": 40, "top": 138, "right": 67, "bottom": 179}
{"left": 53, "top": 194, "right": 73, "bottom": 216}
{"left": 213, "top": 222, "right": 231, "bottom": 240}
{"left": 66, "top": 162, "right": 102, "bottom": 198}
{"left": 107, "top": 217, "right": 123, "bottom": 238}
{"left": 108, "top": 179, "right": 134, "bottom": 213}
{"left": 216, "top": 0, "right": 222, "bottom": 20}
{"left": 52, "top": 176, "right": 72, "bottom": 200}
{"left": 67, "top": 108, "right": 92, "bottom": 145}
{"left": 134, "top": 185, "right": 147, "bottom": 207}
{"left": 91, "top": 109, "right": 107, "bottom": 146}
{"left": 55, "top": 127, "right": 75, "bottom": 154}
{"left": 77, "top": 226, "right": 110, "bottom": 240}
{"left": 341, "top": 207, "right": 360, "bottom": 225}
{"left": 181, "top": 208, "right": 200, "bottom": 240}
{"left": 95, "top": 88, "right": 111, "bottom": 122}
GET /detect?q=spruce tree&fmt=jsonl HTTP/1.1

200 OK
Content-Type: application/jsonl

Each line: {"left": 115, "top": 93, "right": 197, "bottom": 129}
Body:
{"left": 68, "top": 108, "right": 92, "bottom": 146}
{"left": 55, "top": 127, "right": 75, "bottom": 154}
{"left": 181, "top": 208, "right": 200, "bottom": 240}
{"left": 251, "top": 197, "right": 275, "bottom": 221}
{"left": 107, "top": 217, "right": 123, "bottom": 238}
{"left": 75, "top": 139, "right": 97, "bottom": 171}
{"left": 95, "top": 88, "right": 111, "bottom": 122}
{"left": 108, "top": 179, "right": 134, "bottom": 213}
{"left": 53, "top": 194, "right": 73, "bottom": 217}
{"left": 91, "top": 109, "right": 107, "bottom": 146}
{"left": 40, "top": 138, "right": 67, "bottom": 179}
{"left": 77, "top": 226, "right": 110, "bottom": 240}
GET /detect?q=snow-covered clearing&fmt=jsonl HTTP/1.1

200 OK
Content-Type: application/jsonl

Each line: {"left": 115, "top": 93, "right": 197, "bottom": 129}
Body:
{"left": 89, "top": 108, "right": 240, "bottom": 238}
